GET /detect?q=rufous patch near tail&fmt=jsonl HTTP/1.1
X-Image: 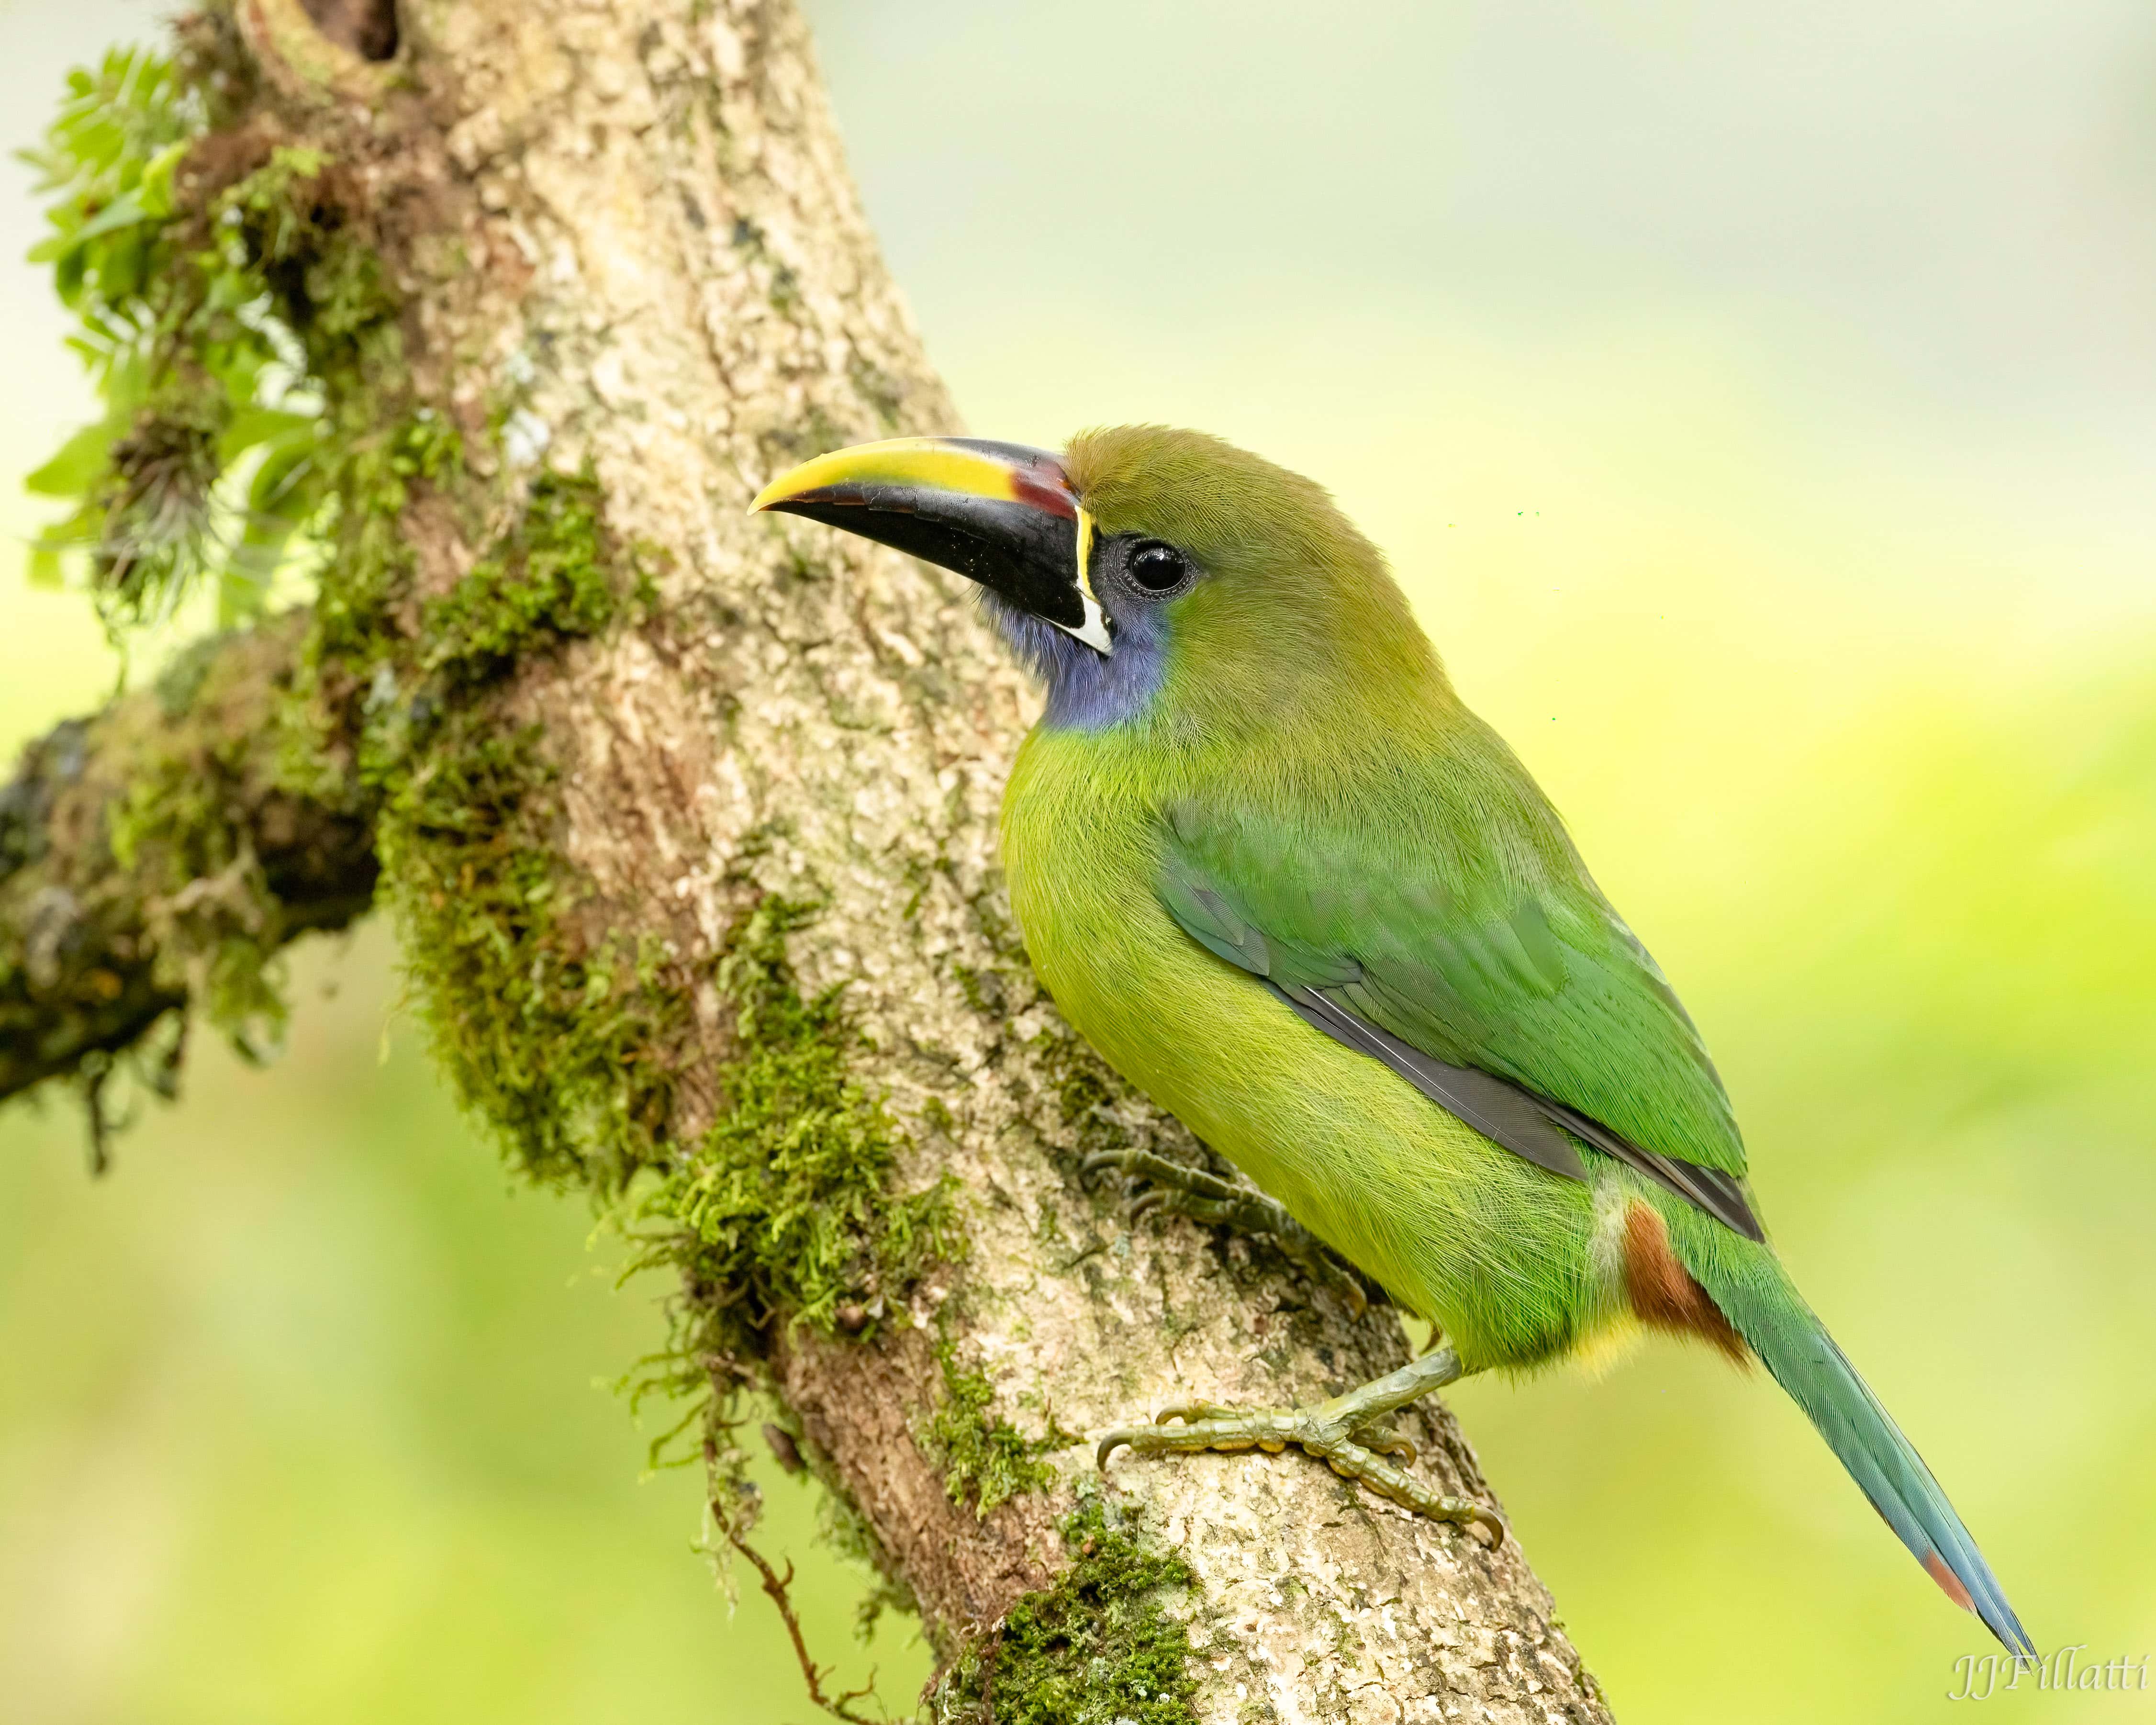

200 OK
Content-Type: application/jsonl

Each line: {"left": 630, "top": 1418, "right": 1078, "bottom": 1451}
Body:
{"left": 1923, "top": 1549, "right": 1978, "bottom": 1613}
{"left": 1622, "top": 1200, "right": 1749, "bottom": 1364}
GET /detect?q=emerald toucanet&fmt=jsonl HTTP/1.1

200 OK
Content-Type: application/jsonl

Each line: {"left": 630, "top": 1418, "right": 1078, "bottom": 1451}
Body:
{"left": 751, "top": 426, "right": 2033, "bottom": 1656}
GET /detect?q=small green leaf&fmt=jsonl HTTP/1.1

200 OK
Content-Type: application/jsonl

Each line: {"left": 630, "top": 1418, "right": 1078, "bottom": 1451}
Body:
{"left": 216, "top": 565, "right": 268, "bottom": 627}
{"left": 70, "top": 190, "right": 151, "bottom": 243}
{"left": 137, "top": 139, "right": 188, "bottom": 218}
{"left": 23, "top": 420, "right": 115, "bottom": 498}
{"left": 52, "top": 243, "right": 86, "bottom": 302}
{"left": 101, "top": 230, "right": 152, "bottom": 301}
{"left": 218, "top": 406, "right": 315, "bottom": 465}
{"left": 246, "top": 438, "right": 320, "bottom": 518}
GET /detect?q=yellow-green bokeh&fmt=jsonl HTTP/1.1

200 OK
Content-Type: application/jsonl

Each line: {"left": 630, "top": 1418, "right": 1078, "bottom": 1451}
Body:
{"left": 4, "top": 2, "right": 2152, "bottom": 1721}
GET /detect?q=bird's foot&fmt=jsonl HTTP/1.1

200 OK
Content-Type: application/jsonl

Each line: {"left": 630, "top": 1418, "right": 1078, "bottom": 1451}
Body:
{"left": 1095, "top": 1345, "right": 1503, "bottom": 1543}
{"left": 1083, "top": 1146, "right": 1370, "bottom": 1319}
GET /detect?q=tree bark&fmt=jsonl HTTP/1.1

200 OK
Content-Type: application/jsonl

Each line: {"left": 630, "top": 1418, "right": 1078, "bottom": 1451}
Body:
{"left": 3, "top": 2, "right": 1614, "bottom": 1719}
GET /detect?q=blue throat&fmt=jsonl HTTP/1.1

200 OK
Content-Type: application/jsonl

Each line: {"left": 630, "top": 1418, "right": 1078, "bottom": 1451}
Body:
{"left": 985, "top": 595, "right": 1169, "bottom": 731}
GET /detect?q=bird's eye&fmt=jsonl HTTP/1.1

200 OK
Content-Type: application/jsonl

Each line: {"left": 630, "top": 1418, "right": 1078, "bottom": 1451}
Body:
{"left": 1127, "top": 540, "right": 1189, "bottom": 594}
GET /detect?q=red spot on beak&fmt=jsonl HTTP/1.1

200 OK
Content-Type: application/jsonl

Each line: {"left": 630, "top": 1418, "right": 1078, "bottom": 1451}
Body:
{"left": 1009, "top": 468, "right": 1077, "bottom": 520}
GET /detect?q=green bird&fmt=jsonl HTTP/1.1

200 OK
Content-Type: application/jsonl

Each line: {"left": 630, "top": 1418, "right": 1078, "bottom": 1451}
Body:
{"left": 752, "top": 426, "right": 2033, "bottom": 1656}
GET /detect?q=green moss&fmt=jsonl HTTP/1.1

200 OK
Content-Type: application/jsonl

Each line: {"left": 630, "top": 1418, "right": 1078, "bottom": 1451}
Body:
{"left": 94, "top": 620, "right": 357, "bottom": 1062}
{"left": 105, "top": 739, "right": 285, "bottom": 1056}
{"left": 950, "top": 963, "right": 1003, "bottom": 1019}
{"left": 1029, "top": 1022, "right": 1135, "bottom": 1160}
{"left": 422, "top": 469, "right": 624, "bottom": 679}
{"left": 222, "top": 145, "right": 392, "bottom": 373}
{"left": 153, "top": 630, "right": 226, "bottom": 715}
{"left": 313, "top": 412, "right": 464, "bottom": 663}
{"left": 845, "top": 354, "right": 909, "bottom": 433}
{"left": 644, "top": 897, "right": 959, "bottom": 1340}
{"left": 925, "top": 1335, "right": 1074, "bottom": 1517}
{"left": 371, "top": 715, "right": 681, "bottom": 1190}
{"left": 937, "top": 1497, "right": 1201, "bottom": 1725}
{"left": 349, "top": 445, "right": 668, "bottom": 1190}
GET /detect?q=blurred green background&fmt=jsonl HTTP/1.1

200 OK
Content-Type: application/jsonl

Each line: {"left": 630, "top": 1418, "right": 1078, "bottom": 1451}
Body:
{"left": 4, "top": 1, "right": 2153, "bottom": 1720}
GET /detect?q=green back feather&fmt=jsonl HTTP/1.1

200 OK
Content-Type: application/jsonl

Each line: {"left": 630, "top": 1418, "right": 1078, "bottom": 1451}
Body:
{"left": 1065, "top": 425, "right": 1748, "bottom": 1183}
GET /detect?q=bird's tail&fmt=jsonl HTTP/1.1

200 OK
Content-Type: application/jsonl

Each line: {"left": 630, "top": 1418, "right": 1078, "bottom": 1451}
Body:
{"left": 1664, "top": 1203, "right": 2035, "bottom": 1659}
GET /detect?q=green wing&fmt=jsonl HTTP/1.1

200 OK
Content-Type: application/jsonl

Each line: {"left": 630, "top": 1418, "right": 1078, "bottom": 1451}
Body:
{"left": 1156, "top": 726, "right": 1760, "bottom": 1237}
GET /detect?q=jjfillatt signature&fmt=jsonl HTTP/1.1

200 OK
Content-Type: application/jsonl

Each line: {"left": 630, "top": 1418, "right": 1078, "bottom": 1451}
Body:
{"left": 1949, "top": 1647, "right": 2151, "bottom": 1701}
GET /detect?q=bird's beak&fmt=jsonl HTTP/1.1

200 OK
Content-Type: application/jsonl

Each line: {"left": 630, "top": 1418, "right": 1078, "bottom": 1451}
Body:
{"left": 750, "top": 437, "right": 1113, "bottom": 654}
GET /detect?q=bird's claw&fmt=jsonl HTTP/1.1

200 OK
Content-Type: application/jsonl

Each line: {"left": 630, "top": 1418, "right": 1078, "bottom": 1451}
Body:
{"left": 1080, "top": 1148, "right": 1370, "bottom": 1320}
{"left": 1154, "top": 1400, "right": 1240, "bottom": 1425}
{"left": 1349, "top": 1421, "right": 1416, "bottom": 1464}
{"left": 1096, "top": 1402, "right": 1497, "bottom": 1542}
{"left": 1084, "top": 1148, "right": 1243, "bottom": 1207}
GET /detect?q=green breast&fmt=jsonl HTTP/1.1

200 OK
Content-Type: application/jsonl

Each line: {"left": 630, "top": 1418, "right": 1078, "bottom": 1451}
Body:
{"left": 1000, "top": 725, "right": 1609, "bottom": 1369}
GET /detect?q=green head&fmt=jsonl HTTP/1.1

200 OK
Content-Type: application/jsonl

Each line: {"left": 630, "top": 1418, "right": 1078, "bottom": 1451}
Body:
{"left": 753, "top": 424, "right": 1448, "bottom": 736}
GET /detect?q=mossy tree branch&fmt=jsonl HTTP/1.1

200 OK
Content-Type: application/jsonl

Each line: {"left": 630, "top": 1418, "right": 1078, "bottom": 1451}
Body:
{"left": 2, "top": 3, "right": 1614, "bottom": 1720}
{"left": 0, "top": 613, "right": 375, "bottom": 1118}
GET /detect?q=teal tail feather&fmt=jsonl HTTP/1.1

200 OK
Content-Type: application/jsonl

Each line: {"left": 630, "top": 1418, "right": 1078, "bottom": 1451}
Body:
{"left": 1666, "top": 1207, "right": 2035, "bottom": 1658}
